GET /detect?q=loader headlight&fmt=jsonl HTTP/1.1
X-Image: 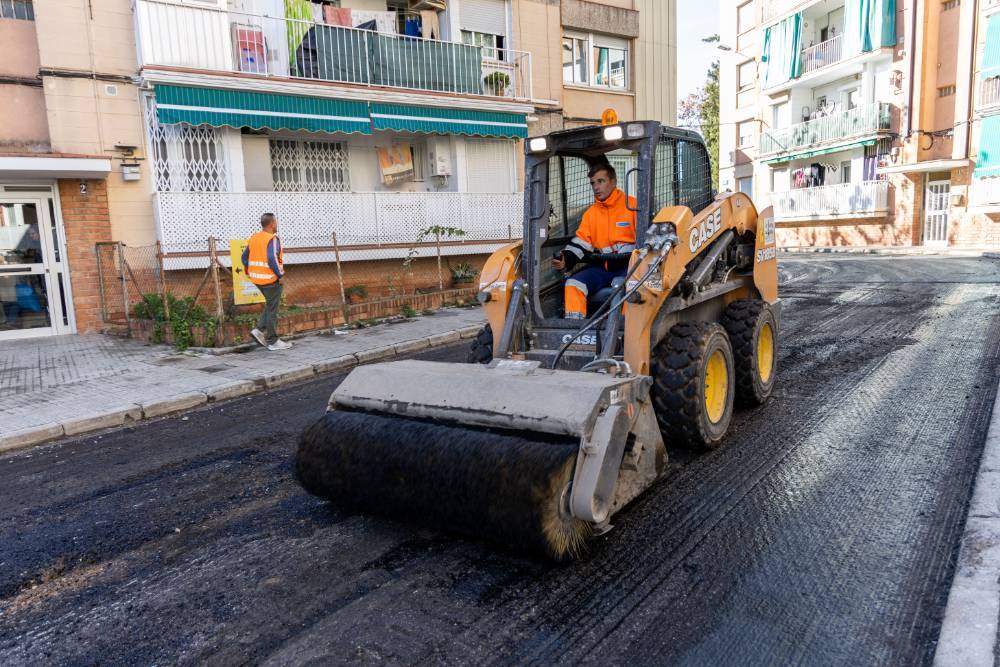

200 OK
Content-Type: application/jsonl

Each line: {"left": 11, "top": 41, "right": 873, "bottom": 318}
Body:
{"left": 603, "top": 125, "right": 624, "bottom": 142}
{"left": 626, "top": 123, "right": 645, "bottom": 138}
{"left": 529, "top": 137, "right": 548, "bottom": 152}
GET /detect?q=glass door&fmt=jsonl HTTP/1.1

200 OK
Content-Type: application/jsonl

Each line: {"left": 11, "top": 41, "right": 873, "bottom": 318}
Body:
{"left": 0, "top": 199, "right": 57, "bottom": 339}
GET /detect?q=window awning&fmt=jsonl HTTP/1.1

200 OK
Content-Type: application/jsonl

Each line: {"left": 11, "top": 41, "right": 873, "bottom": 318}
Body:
{"left": 369, "top": 103, "right": 528, "bottom": 138}
{"left": 154, "top": 85, "right": 372, "bottom": 135}
{"left": 762, "top": 139, "right": 875, "bottom": 164}
{"left": 983, "top": 14, "right": 1000, "bottom": 80}
{"left": 975, "top": 115, "right": 1000, "bottom": 178}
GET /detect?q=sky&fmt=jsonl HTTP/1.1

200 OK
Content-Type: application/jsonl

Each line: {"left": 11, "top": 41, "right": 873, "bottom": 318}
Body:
{"left": 676, "top": 1, "right": 722, "bottom": 112}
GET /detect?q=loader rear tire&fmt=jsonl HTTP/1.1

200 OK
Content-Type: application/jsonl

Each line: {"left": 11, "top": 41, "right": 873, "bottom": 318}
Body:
{"left": 466, "top": 324, "right": 493, "bottom": 364}
{"left": 721, "top": 299, "right": 777, "bottom": 406}
{"left": 651, "top": 321, "right": 735, "bottom": 451}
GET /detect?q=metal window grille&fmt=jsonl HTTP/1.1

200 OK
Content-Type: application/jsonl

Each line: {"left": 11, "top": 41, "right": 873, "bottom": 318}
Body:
{"left": 144, "top": 97, "right": 229, "bottom": 192}
{"left": 270, "top": 139, "right": 351, "bottom": 192}
{"left": 0, "top": 0, "right": 33, "bottom": 20}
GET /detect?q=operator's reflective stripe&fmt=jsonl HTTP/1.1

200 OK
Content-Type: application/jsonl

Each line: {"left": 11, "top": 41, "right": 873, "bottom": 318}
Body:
{"left": 598, "top": 243, "right": 636, "bottom": 253}
{"left": 566, "top": 278, "right": 588, "bottom": 295}
{"left": 565, "top": 245, "right": 586, "bottom": 259}
{"left": 573, "top": 238, "right": 594, "bottom": 251}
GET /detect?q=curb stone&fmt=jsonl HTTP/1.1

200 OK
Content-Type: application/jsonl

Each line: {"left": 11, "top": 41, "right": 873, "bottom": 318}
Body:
{"left": 1, "top": 323, "right": 480, "bottom": 455}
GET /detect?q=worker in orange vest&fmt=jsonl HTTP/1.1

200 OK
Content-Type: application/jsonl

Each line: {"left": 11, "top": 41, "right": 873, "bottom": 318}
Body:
{"left": 552, "top": 163, "right": 637, "bottom": 319}
{"left": 242, "top": 212, "right": 291, "bottom": 350}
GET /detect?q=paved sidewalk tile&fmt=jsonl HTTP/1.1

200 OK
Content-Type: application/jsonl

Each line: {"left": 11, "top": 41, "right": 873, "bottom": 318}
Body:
{"left": 0, "top": 308, "right": 484, "bottom": 452}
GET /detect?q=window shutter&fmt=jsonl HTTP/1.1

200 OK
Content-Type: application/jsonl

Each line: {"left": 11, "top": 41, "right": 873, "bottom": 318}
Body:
{"left": 465, "top": 138, "right": 515, "bottom": 193}
{"left": 461, "top": 0, "right": 507, "bottom": 37}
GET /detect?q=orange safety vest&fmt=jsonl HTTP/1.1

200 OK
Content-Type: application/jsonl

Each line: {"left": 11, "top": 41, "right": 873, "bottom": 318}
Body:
{"left": 575, "top": 188, "right": 637, "bottom": 256}
{"left": 246, "top": 231, "right": 284, "bottom": 285}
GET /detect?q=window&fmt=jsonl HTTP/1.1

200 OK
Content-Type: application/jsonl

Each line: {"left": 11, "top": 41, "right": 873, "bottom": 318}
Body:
{"left": 563, "top": 32, "right": 629, "bottom": 89}
{"left": 738, "top": 176, "right": 753, "bottom": 195}
{"left": 846, "top": 89, "right": 861, "bottom": 110}
{"left": 942, "top": 0, "right": 960, "bottom": 10}
{"left": 738, "top": 121, "right": 754, "bottom": 148}
{"left": 405, "top": 142, "right": 426, "bottom": 182}
{"left": 462, "top": 30, "right": 505, "bottom": 61}
{"left": 269, "top": 139, "right": 350, "bottom": 192}
{"left": 0, "top": 0, "right": 34, "bottom": 20}
{"left": 772, "top": 101, "right": 790, "bottom": 129}
{"left": 737, "top": 1, "right": 755, "bottom": 34}
{"left": 938, "top": 84, "right": 956, "bottom": 98}
{"left": 562, "top": 36, "right": 588, "bottom": 84}
{"left": 771, "top": 168, "right": 789, "bottom": 193}
{"left": 841, "top": 160, "right": 852, "bottom": 184}
{"left": 738, "top": 60, "right": 756, "bottom": 92}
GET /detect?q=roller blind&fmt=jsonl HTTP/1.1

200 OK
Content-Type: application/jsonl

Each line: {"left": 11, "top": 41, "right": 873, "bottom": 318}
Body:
{"left": 466, "top": 138, "right": 515, "bottom": 192}
{"left": 461, "top": 0, "right": 507, "bottom": 37}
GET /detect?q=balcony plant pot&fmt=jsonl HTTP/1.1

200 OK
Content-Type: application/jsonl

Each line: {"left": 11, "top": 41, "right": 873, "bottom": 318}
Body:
{"left": 449, "top": 261, "right": 478, "bottom": 290}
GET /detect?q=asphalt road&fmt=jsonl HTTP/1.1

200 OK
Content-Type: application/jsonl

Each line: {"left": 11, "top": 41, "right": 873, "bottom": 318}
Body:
{"left": 2, "top": 256, "right": 999, "bottom": 666}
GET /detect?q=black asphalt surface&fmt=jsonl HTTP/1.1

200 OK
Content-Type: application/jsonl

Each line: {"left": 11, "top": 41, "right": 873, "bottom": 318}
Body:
{"left": 2, "top": 256, "right": 999, "bottom": 665}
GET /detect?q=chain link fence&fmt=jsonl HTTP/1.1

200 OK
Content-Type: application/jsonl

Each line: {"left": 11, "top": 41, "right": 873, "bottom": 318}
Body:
{"left": 97, "top": 234, "right": 499, "bottom": 348}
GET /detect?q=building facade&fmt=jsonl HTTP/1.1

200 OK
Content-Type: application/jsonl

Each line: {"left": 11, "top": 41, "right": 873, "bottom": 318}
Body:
{"left": 719, "top": 0, "right": 1000, "bottom": 248}
{"left": 0, "top": 0, "right": 674, "bottom": 340}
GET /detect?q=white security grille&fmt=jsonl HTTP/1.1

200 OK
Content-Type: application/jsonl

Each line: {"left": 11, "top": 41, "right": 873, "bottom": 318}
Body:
{"left": 269, "top": 139, "right": 351, "bottom": 192}
{"left": 145, "top": 97, "right": 229, "bottom": 192}
{"left": 923, "top": 180, "right": 950, "bottom": 246}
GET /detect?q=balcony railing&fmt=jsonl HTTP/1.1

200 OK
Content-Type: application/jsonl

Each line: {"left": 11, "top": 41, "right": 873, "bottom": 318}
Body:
{"left": 801, "top": 34, "right": 844, "bottom": 75}
{"left": 970, "top": 178, "right": 1000, "bottom": 208}
{"left": 981, "top": 76, "right": 1000, "bottom": 110}
{"left": 770, "top": 180, "right": 890, "bottom": 220}
{"left": 154, "top": 191, "right": 522, "bottom": 261}
{"left": 134, "top": 0, "right": 532, "bottom": 100}
{"left": 760, "top": 102, "right": 892, "bottom": 156}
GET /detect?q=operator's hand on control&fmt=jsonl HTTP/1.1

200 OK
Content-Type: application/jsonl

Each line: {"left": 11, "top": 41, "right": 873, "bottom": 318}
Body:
{"left": 551, "top": 253, "right": 566, "bottom": 272}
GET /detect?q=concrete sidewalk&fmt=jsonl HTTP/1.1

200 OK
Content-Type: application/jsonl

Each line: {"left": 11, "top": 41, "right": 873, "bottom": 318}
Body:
{"left": 934, "top": 378, "right": 1000, "bottom": 666}
{"left": 0, "top": 308, "right": 484, "bottom": 453}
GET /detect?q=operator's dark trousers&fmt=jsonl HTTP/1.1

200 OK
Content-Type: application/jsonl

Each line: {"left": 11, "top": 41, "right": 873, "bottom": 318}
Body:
{"left": 256, "top": 281, "right": 282, "bottom": 345}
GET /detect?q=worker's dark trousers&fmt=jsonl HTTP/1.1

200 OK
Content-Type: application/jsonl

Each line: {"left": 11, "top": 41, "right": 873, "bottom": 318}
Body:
{"left": 256, "top": 281, "right": 282, "bottom": 345}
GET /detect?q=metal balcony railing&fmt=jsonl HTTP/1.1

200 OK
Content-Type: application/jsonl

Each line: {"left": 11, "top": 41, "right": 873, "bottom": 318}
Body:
{"left": 770, "top": 180, "right": 890, "bottom": 219}
{"left": 760, "top": 102, "right": 892, "bottom": 156}
{"left": 970, "top": 178, "right": 1000, "bottom": 208}
{"left": 134, "top": 0, "right": 533, "bottom": 100}
{"left": 980, "top": 76, "right": 1000, "bottom": 110}
{"left": 801, "top": 34, "right": 844, "bottom": 74}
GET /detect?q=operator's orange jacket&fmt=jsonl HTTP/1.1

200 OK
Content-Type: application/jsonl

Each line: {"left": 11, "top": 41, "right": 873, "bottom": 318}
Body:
{"left": 561, "top": 188, "right": 637, "bottom": 268}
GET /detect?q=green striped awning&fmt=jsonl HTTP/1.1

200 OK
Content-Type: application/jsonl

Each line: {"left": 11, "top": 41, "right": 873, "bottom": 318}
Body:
{"left": 370, "top": 103, "right": 528, "bottom": 138}
{"left": 762, "top": 139, "right": 876, "bottom": 164}
{"left": 154, "top": 85, "right": 372, "bottom": 134}
{"left": 975, "top": 115, "right": 1000, "bottom": 178}
{"left": 983, "top": 14, "right": 1000, "bottom": 79}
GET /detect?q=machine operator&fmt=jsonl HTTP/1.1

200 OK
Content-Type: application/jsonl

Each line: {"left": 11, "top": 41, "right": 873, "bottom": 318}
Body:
{"left": 551, "top": 162, "right": 637, "bottom": 319}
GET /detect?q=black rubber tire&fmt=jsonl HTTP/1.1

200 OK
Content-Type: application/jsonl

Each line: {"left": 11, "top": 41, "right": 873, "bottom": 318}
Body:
{"left": 466, "top": 323, "right": 493, "bottom": 364}
{"left": 651, "top": 321, "right": 736, "bottom": 451}
{"left": 721, "top": 299, "right": 778, "bottom": 407}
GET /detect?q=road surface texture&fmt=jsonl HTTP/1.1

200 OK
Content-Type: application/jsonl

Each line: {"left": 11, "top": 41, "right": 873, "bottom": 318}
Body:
{"left": 2, "top": 256, "right": 999, "bottom": 665}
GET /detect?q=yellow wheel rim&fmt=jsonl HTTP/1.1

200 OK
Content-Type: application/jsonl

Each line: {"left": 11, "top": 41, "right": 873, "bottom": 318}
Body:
{"left": 704, "top": 349, "right": 729, "bottom": 424}
{"left": 757, "top": 322, "right": 775, "bottom": 384}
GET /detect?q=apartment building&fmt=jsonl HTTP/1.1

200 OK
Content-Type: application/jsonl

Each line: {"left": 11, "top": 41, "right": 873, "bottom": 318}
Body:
{"left": 719, "top": 0, "right": 1000, "bottom": 248}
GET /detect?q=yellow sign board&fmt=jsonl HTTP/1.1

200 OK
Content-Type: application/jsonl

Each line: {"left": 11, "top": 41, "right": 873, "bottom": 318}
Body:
{"left": 229, "top": 239, "right": 265, "bottom": 305}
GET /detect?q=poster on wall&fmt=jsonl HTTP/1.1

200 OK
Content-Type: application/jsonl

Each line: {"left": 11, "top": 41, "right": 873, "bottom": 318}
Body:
{"left": 377, "top": 145, "right": 414, "bottom": 185}
{"left": 229, "top": 239, "right": 266, "bottom": 305}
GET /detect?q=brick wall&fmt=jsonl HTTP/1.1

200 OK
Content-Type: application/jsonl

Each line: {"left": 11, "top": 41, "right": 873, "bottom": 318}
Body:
{"left": 58, "top": 178, "right": 113, "bottom": 333}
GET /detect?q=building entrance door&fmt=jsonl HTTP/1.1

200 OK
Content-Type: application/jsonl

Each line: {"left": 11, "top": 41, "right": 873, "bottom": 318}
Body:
{"left": 0, "top": 198, "right": 69, "bottom": 339}
{"left": 923, "top": 180, "right": 950, "bottom": 246}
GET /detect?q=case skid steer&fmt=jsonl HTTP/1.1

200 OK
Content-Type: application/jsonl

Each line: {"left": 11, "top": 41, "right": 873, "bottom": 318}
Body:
{"left": 296, "top": 120, "right": 780, "bottom": 560}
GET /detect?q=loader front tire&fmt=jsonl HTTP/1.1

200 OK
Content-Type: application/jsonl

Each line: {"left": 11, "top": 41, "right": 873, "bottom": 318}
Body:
{"left": 466, "top": 324, "right": 493, "bottom": 364}
{"left": 651, "top": 321, "right": 735, "bottom": 450}
{"left": 721, "top": 299, "right": 777, "bottom": 406}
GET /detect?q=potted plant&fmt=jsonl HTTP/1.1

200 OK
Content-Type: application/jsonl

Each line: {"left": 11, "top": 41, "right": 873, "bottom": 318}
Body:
{"left": 450, "top": 262, "right": 478, "bottom": 289}
{"left": 344, "top": 285, "right": 368, "bottom": 305}
{"left": 483, "top": 71, "right": 510, "bottom": 97}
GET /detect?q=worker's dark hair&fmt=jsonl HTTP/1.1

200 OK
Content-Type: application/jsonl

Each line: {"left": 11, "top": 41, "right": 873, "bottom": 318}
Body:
{"left": 588, "top": 162, "right": 616, "bottom": 181}
{"left": 260, "top": 212, "right": 276, "bottom": 227}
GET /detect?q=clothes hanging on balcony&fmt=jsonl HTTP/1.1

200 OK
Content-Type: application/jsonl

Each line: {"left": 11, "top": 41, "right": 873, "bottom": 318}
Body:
{"left": 323, "top": 6, "right": 353, "bottom": 27}
{"left": 285, "top": 0, "right": 313, "bottom": 77}
{"left": 404, "top": 17, "right": 422, "bottom": 37}
{"left": 761, "top": 14, "right": 802, "bottom": 89}
{"left": 420, "top": 11, "right": 440, "bottom": 40}
{"left": 843, "top": 0, "right": 896, "bottom": 56}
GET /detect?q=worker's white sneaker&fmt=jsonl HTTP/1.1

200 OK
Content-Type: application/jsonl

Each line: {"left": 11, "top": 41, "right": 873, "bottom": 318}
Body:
{"left": 250, "top": 328, "right": 266, "bottom": 346}
{"left": 267, "top": 339, "right": 292, "bottom": 351}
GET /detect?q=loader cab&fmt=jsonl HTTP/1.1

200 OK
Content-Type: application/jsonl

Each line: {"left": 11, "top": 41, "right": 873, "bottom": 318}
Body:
{"left": 523, "top": 121, "right": 714, "bottom": 326}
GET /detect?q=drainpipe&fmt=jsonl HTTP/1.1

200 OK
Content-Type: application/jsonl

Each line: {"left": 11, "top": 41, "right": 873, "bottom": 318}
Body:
{"left": 954, "top": 0, "right": 980, "bottom": 162}
{"left": 905, "top": 0, "right": 919, "bottom": 139}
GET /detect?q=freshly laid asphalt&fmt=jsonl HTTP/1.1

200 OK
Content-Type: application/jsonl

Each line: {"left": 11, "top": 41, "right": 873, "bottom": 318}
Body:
{"left": 1, "top": 256, "right": 999, "bottom": 665}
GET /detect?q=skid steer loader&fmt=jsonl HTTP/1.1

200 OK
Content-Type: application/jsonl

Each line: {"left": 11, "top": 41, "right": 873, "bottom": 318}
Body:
{"left": 296, "top": 120, "right": 779, "bottom": 560}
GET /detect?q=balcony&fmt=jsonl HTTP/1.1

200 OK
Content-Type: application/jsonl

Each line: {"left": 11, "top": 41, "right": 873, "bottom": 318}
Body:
{"left": 134, "top": 0, "right": 532, "bottom": 101}
{"left": 981, "top": 76, "right": 1000, "bottom": 112}
{"left": 770, "top": 181, "right": 890, "bottom": 221}
{"left": 801, "top": 35, "right": 844, "bottom": 75}
{"left": 760, "top": 102, "right": 892, "bottom": 158}
{"left": 970, "top": 178, "right": 1000, "bottom": 209}
{"left": 153, "top": 191, "right": 522, "bottom": 263}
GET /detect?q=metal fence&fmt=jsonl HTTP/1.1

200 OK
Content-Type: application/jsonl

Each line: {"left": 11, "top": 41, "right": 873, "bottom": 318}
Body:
{"left": 98, "top": 233, "right": 497, "bottom": 347}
